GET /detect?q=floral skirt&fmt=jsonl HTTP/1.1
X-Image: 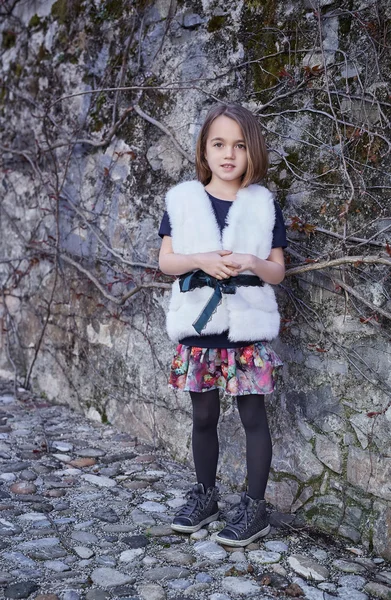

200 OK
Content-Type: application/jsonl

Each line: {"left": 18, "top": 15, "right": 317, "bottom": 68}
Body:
{"left": 169, "top": 343, "right": 283, "bottom": 396}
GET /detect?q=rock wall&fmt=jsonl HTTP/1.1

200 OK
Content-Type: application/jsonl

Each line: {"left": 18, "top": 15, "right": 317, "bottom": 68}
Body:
{"left": 1, "top": 0, "right": 391, "bottom": 557}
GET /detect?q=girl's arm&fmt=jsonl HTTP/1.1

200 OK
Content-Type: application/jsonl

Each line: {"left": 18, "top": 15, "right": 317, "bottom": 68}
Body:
{"left": 159, "top": 236, "right": 199, "bottom": 275}
{"left": 159, "top": 236, "right": 241, "bottom": 277}
{"left": 229, "top": 248, "right": 285, "bottom": 285}
{"left": 250, "top": 248, "right": 285, "bottom": 284}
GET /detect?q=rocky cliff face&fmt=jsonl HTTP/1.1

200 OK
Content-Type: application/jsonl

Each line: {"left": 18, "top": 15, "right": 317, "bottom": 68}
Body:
{"left": 1, "top": 0, "right": 391, "bottom": 557}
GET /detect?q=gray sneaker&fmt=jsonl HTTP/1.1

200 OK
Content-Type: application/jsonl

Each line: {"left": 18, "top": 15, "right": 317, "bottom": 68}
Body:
{"left": 215, "top": 492, "right": 270, "bottom": 547}
{"left": 171, "top": 483, "right": 220, "bottom": 533}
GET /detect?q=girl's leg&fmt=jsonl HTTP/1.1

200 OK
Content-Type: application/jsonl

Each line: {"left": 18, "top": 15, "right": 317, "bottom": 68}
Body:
{"left": 214, "top": 393, "right": 271, "bottom": 546}
{"left": 190, "top": 389, "right": 220, "bottom": 489}
{"left": 236, "top": 393, "right": 272, "bottom": 499}
{"left": 171, "top": 388, "right": 220, "bottom": 533}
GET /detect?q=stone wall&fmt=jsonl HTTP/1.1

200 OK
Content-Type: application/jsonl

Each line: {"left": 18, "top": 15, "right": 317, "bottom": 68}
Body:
{"left": 1, "top": 0, "right": 391, "bottom": 558}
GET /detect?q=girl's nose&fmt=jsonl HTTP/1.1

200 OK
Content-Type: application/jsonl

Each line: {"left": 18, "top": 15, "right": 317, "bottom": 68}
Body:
{"left": 225, "top": 147, "right": 235, "bottom": 158}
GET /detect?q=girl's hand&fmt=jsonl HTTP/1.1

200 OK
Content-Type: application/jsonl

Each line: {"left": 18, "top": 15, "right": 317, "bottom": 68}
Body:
{"left": 196, "top": 250, "right": 242, "bottom": 279}
{"left": 224, "top": 252, "right": 255, "bottom": 273}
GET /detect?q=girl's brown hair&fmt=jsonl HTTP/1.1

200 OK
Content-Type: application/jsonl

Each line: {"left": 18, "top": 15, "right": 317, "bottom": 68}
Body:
{"left": 195, "top": 103, "right": 269, "bottom": 187}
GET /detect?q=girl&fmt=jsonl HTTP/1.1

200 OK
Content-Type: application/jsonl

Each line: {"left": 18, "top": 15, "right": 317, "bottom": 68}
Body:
{"left": 158, "top": 103, "right": 287, "bottom": 547}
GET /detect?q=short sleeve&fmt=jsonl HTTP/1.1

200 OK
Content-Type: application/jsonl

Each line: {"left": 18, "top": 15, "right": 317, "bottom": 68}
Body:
{"left": 272, "top": 201, "right": 287, "bottom": 248}
{"left": 158, "top": 211, "right": 172, "bottom": 238}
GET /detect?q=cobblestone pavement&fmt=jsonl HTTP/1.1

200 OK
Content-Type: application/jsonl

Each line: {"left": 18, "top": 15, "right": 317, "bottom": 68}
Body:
{"left": 1, "top": 381, "right": 391, "bottom": 600}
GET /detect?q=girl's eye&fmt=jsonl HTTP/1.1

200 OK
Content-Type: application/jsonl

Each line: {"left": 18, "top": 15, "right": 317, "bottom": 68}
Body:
{"left": 212, "top": 142, "right": 246, "bottom": 149}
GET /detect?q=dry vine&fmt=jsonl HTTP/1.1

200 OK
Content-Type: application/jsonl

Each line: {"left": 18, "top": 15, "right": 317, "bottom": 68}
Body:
{"left": 0, "top": 0, "right": 390, "bottom": 429}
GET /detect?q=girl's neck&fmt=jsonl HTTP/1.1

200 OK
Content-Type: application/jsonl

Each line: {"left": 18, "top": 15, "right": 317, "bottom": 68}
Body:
{"left": 204, "top": 180, "right": 241, "bottom": 201}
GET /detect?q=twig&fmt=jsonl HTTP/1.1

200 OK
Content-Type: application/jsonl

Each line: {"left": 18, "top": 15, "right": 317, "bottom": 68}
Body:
{"left": 112, "top": 18, "right": 136, "bottom": 127}
{"left": 0, "top": 256, "right": 32, "bottom": 263}
{"left": 134, "top": 105, "right": 194, "bottom": 163}
{"left": 285, "top": 255, "right": 391, "bottom": 277}
{"left": 44, "top": 107, "right": 134, "bottom": 151}
{"left": 49, "top": 84, "right": 221, "bottom": 108}
{"left": 60, "top": 192, "right": 159, "bottom": 269}
{"left": 0, "top": 144, "right": 41, "bottom": 179}
{"left": 333, "top": 277, "right": 391, "bottom": 321}
{"left": 28, "top": 247, "right": 170, "bottom": 305}
{"left": 311, "top": 225, "right": 391, "bottom": 248}
{"left": 263, "top": 107, "right": 391, "bottom": 153}
{"left": 1, "top": 288, "right": 19, "bottom": 397}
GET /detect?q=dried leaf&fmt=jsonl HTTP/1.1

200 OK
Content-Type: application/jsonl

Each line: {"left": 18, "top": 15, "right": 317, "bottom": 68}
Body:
{"left": 289, "top": 216, "right": 303, "bottom": 231}
{"left": 285, "top": 582, "right": 305, "bottom": 597}
{"left": 278, "top": 68, "right": 291, "bottom": 78}
{"left": 303, "top": 63, "right": 323, "bottom": 77}
{"left": 303, "top": 223, "right": 316, "bottom": 235}
{"left": 360, "top": 315, "right": 373, "bottom": 323}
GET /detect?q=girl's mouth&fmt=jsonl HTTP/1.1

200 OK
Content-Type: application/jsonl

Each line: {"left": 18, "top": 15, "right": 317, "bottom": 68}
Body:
{"left": 221, "top": 164, "right": 235, "bottom": 170}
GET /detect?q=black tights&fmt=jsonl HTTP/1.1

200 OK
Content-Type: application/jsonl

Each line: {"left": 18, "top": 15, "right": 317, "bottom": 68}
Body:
{"left": 190, "top": 389, "right": 272, "bottom": 500}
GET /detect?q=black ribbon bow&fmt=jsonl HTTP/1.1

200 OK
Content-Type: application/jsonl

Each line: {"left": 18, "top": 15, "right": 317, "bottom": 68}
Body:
{"left": 178, "top": 270, "right": 264, "bottom": 334}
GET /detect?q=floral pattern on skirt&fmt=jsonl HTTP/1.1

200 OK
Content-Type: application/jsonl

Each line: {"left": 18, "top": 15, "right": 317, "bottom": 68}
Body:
{"left": 169, "top": 343, "right": 283, "bottom": 396}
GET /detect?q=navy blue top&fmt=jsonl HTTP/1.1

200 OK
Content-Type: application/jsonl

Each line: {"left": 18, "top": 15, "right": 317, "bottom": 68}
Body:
{"left": 159, "top": 191, "right": 287, "bottom": 348}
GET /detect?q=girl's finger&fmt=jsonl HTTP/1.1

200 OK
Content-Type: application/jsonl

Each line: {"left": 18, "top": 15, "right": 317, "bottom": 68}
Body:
{"left": 223, "top": 260, "right": 241, "bottom": 268}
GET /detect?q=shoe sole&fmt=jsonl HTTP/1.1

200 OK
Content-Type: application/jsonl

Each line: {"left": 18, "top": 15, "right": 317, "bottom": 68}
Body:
{"left": 170, "top": 511, "right": 220, "bottom": 533}
{"left": 215, "top": 523, "right": 271, "bottom": 547}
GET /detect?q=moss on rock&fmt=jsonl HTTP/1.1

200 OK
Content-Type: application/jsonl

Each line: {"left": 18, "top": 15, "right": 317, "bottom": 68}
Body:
{"left": 29, "top": 14, "right": 42, "bottom": 28}
{"left": 90, "top": 0, "right": 128, "bottom": 24}
{"left": 51, "top": 0, "right": 84, "bottom": 26}
{"left": 2, "top": 30, "right": 17, "bottom": 49}
{"left": 207, "top": 15, "right": 227, "bottom": 33}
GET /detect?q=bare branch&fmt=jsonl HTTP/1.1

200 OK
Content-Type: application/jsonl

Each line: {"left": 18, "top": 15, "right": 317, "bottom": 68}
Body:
{"left": 134, "top": 105, "right": 194, "bottom": 163}
{"left": 0, "top": 144, "right": 41, "bottom": 179}
{"left": 49, "top": 84, "right": 221, "bottom": 108}
{"left": 29, "top": 247, "right": 171, "bottom": 305}
{"left": 60, "top": 192, "right": 159, "bottom": 270}
{"left": 0, "top": 256, "right": 32, "bottom": 263}
{"left": 285, "top": 255, "right": 391, "bottom": 277}
{"left": 333, "top": 278, "right": 391, "bottom": 321}
{"left": 311, "top": 224, "right": 391, "bottom": 248}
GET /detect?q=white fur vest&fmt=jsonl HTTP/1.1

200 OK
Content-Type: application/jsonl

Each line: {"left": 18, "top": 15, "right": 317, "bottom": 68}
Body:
{"left": 165, "top": 180, "right": 281, "bottom": 343}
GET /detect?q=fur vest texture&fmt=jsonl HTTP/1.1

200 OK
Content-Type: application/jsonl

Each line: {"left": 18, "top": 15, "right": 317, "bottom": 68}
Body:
{"left": 165, "top": 180, "right": 281, "bottom": 343}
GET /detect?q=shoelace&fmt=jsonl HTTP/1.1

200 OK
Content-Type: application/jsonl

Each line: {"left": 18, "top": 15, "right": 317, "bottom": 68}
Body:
{"left": 176, "top": 486, "right": 206, "bottom": 517}
{"left": 226, "top": 493, "right": 253, "bottom": 534}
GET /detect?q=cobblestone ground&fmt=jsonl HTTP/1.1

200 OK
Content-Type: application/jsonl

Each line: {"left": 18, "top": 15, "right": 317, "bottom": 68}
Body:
{"left": 1, "top": 381, "right": 391, "bottom": 600}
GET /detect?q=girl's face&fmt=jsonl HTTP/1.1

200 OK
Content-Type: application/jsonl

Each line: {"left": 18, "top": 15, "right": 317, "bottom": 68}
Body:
{"left": 204, "top": 115, "right": 248, "bottom": 186}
